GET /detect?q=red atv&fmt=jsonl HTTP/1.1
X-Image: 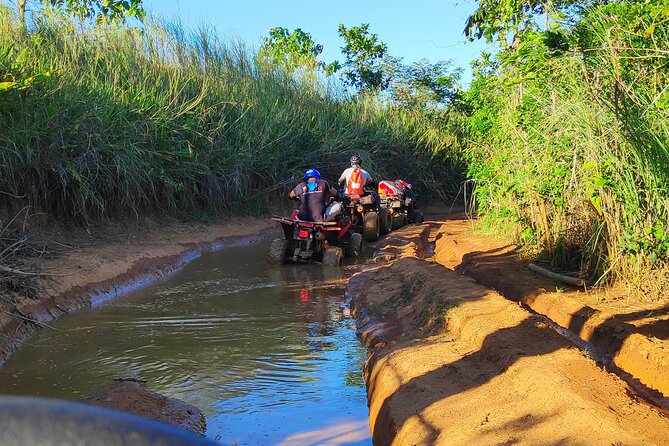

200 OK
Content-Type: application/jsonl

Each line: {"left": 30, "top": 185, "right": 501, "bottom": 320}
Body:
{"left": 377, "top": 180, "right": 423, "bottom": 230}
{"left": 268, "top": 206, "right": 363, "bottom": 267}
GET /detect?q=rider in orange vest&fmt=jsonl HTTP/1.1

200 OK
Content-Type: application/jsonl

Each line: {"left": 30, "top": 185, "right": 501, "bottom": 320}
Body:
{"left": 338, "top": 154, "right": 373, "bottom": 196}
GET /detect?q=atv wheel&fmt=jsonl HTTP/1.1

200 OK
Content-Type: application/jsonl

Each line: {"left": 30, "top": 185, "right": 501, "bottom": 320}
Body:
{"left": 379, "top": 208, "right": 392, "bottom": 234}
{"left": 322, "top": 246, "right": 343, "bottom": 266}
{"left": 363, "top": 211, "right": 380, "bottom": 242}
{"left": 348, "top": 232, "right": 363, "bottom": 257}
{"left": 268, "top": 238, "right": 288, "bottom": 264}
{"left": 392, "top": 213, "right": 407, "bottom": 230}
{"left": 413, "top": 209, "right": 424, "bottom": 224}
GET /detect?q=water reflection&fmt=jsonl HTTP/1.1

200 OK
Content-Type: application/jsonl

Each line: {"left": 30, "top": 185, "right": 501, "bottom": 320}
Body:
{"left": 0, "top": 238, "right": 371, "bottom": 445}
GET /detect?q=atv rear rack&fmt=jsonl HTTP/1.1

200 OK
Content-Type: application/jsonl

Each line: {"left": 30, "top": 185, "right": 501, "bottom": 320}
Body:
{"left": 271, "top": 216, "right": 340, "bottom": 229}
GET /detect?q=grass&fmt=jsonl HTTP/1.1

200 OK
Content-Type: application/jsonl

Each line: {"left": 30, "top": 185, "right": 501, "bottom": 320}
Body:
{"left": 462, "top": 2, "right": 669, "bottom": 298}
{"left": 0, "top": 8, "right": 463, "bottom": 225}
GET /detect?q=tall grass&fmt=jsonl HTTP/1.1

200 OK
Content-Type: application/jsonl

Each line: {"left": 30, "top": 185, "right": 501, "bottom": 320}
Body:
{"left": 0, "top": 9, "right": 462, "bottom": 223}
{"left": 463, "top": 2, "right": 669, "bottom": 295}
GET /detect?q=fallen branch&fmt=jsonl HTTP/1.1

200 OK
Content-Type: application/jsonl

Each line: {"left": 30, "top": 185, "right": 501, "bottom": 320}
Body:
{"left": 0, "top": 265, "right": 74, "bottom": 277}
{"left": 2, "top": 309, "right": 56, "bottom": 330}
{"left": 0, "top": 265, "right": 45, "bottom": 276}
{"left": 527, "top": 263, "right": 585, "bottom": 288}
{"left": 0, "top": 238, "right": 27, "bottom": 259}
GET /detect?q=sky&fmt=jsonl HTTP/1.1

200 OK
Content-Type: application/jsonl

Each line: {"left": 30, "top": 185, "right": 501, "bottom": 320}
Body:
{"left": 141, "top": 0, "right": 495, "bottom": 85}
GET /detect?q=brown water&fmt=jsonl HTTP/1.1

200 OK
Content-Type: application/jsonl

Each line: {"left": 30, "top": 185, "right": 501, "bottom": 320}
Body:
{"left": 0, "top": 237, "right": 371, "bottom": 445}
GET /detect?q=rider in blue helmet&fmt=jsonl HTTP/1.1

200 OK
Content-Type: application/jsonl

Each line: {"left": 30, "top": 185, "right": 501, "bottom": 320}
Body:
{"left": 289, "top": 168, "right": 337, "bottom": 222}
{"left": 304, "top": 168, "right": 320, "bottom": 181}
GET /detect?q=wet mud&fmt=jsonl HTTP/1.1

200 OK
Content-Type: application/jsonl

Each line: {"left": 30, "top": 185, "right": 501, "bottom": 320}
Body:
{"left": 348, "top": 214, "right": 669, "bottom": 445}
{"left": 85, "top": 380, "right": 207, "bottom": 435}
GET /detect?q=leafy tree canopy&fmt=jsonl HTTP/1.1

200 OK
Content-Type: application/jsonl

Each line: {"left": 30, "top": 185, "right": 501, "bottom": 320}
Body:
{"left": 258, "top": 27, "right": 339, "bottom": 75}
{"left": 390, "top": 59, "right": 463, "bottom": 109}
{"left": 464, "top": 0, "right": 583, "bottom": 47}
{"left": 338, "top": 23, "right": 389, "bottom": 93}
{"left": 17, "top": 0, "right": 145, "bottom": 25}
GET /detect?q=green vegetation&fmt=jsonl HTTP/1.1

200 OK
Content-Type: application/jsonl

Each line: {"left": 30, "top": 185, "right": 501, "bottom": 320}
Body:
{"left": 337, "top": 23, "right": 390, "bottom": 93}
{"left": 258, "top": 27, "right": 339, "bottom": 76}
{"left": 461, "top": 1, "right": 669, "bottom": 291}
{"left": 16, "top": 0, "right": 145, "bottom": 25}
{"left": 2, "top": 0, "right": 668, "bottom": 294}
{"left": 390, "top": 59, "right": 462, "bottom": 109}
{"left": 0, "top": 9, "right": 462, "bottom": 224}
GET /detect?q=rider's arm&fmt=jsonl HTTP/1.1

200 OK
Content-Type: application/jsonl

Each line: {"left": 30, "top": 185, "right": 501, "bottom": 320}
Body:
{"left": 365, "top": 171, "right": 376, "bottom": 187}
{"left": 289, "top": 185, "right": 302, "bottom": 201}
{"left": 338, "top": 168, "right": 348, "bottom": 185}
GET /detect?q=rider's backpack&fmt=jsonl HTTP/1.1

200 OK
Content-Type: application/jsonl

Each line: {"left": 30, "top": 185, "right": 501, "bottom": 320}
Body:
{"left": 346, "top": 168, "right": 364, "bottom": 195}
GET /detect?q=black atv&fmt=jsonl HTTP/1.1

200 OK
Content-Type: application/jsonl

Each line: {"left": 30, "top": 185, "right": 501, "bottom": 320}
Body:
{"left": 342, "top": 187, "right": 393, "bottom": 242}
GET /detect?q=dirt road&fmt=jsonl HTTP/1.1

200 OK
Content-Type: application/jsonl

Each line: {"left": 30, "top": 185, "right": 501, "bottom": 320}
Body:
{"left": 349, "top": 217, "right": 669, "bottom": 445}
{"left": 3, "top": 210, "right": 669, "bottom": 444}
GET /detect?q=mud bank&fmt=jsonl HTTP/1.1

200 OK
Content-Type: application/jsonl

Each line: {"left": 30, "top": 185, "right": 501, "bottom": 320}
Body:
{"left": 85, "top": 380, "right": 206, "bottom": 435}
{"left": 349, "top": 217, "right": 669, "bottom": 445}
{"left": 431, "top": 214, "right": 669, "bottom": 399}
{"left": 0, "top": 218, "right": 273, "bottom": 366}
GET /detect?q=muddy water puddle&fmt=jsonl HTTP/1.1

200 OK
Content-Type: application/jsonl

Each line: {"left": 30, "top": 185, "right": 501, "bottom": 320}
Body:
{"left": 0, "top": 238, "right": 371, "bottom": 445}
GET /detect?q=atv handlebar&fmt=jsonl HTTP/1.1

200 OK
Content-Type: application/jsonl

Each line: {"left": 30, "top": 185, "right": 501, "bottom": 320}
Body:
{"left": 333, "top": 192, "right": 351, "bottom": 205}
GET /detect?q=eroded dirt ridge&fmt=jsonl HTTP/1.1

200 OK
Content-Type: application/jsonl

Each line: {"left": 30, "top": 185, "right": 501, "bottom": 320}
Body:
{"left": 349, "top": 218, "right": 669, "bottom": 445}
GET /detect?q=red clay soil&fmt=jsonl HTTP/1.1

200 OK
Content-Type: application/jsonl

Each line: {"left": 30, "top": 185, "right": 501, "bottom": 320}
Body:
{"left": 349, "top": 216, "right": 669, "bottom": 445}
{"left": 85, "top": 380, "right": 207, "bottom": 435}
{"left": 430, "top": 211, "right": 669, "bottom": 398}
{"left": 0, "top": 218, "right": 273, "bottom": 366}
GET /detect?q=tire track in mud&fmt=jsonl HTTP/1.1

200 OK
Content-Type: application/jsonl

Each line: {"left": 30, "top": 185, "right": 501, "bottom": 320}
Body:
{"left": 348, "top": 221, "right": 669, "bottom": 445}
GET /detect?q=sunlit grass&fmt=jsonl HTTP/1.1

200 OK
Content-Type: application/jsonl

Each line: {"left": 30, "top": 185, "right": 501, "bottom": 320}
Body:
{"left": 464, "top": 4, "right": 669, "bottom": 297}
{"left": 0, "top": 9, "right": 463, "bottom": 224}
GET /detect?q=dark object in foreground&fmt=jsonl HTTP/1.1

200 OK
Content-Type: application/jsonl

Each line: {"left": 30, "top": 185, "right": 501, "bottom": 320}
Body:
{"left": 0, "top": 396, "right": 217, "bottom": 446}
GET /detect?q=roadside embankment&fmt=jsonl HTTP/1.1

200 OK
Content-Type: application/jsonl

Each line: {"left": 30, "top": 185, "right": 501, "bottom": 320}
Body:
{"left": 431, "top": 213, "right": 669, "bottom": 399}
{"left": 0, "top": 218, "right": 273, "bottom": 366}
{"left": 349, "top": 215, "right": 669, "bottom": 445}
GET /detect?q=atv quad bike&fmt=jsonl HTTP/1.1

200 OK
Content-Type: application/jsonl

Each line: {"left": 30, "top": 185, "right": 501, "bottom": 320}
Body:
{"left": 343, "top": 188, "right": 391, "bottom": 242}
{"left": 268, "top": 205, "right": 363, "bottom": 266}
{"left": 378, "top": 180, "right": 423, "bottom": 230}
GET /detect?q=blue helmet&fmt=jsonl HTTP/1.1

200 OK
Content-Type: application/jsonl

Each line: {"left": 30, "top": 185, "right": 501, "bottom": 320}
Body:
{"left": 304, "top": 168, "right": 321, "bottom": 181}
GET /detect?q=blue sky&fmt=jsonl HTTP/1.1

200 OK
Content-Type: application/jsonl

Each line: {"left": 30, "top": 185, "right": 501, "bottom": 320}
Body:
{"left": 142, "top": 0, "right": 494, "bottom": 84}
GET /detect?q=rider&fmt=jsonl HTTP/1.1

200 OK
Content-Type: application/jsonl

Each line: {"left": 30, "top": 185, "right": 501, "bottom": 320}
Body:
{"left": 338, "top": 154, "right": 374, "bottom": 196}
{"left": 289, "top": 168, "right": 338, "bottom": 222}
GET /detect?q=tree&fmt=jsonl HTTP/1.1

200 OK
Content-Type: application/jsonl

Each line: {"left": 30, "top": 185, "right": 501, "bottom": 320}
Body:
{"left": 464, "top": 0, "right": 581, "bottom": 48}
{"left": 338, "top": 23, "right": 389, "bottom": 93}
{"left": 16, "top": 0, "right": 145, "bottom": 26}
{"left": 258, "top": 27, "right": 339, "bottom": 76}
{"left": 17, "top": 0, "right": 27, "bottom": 24}
{"left": 390, "top": 59, "right": 463, "bottom": 109}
